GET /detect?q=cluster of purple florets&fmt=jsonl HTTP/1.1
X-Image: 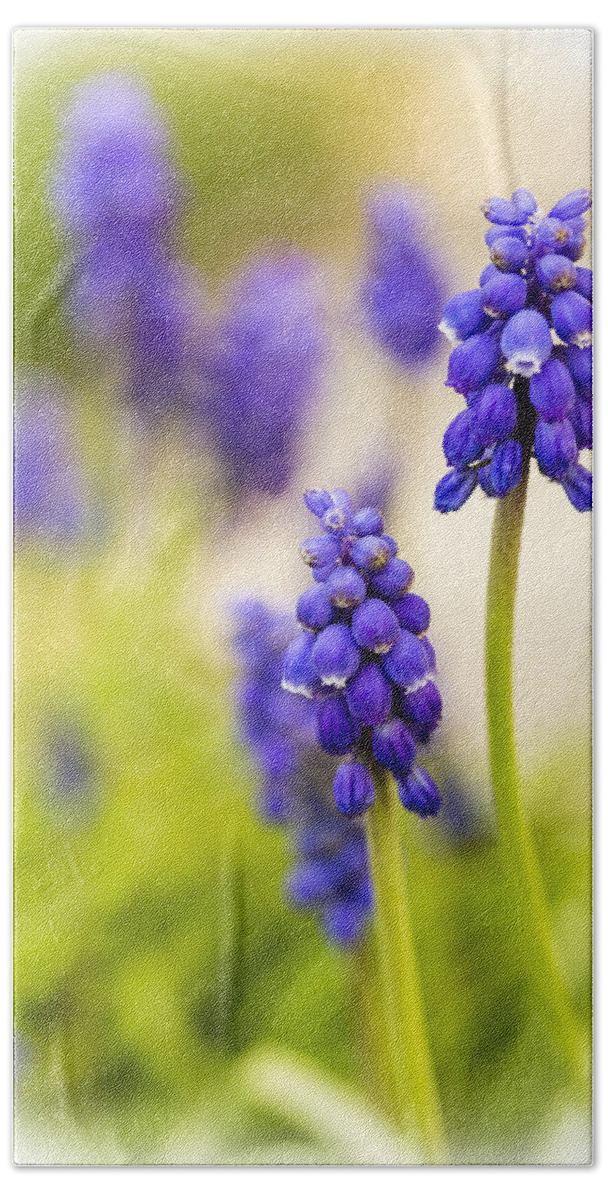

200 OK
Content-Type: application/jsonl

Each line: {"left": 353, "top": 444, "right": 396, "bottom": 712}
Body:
{"left": 282, "top": 489, "right": 442, "bottom": 820}
{"left": 435, "top": 188, "right": 592, "bottom": 514}
{"left": 233, "top": 599, "right": 373, "bottom": 946}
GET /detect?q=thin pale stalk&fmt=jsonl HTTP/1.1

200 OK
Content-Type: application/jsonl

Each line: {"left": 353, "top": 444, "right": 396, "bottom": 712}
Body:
{"left": 485, "top": 451, "right": 588, "bottom": 1089}
{"left": 365, "top": 769, "right": 447, "bottom": 1163}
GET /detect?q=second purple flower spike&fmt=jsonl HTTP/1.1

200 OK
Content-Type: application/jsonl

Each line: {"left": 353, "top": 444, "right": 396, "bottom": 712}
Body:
{"left": 435, "top": 187, "right": 592, "bottom": 513}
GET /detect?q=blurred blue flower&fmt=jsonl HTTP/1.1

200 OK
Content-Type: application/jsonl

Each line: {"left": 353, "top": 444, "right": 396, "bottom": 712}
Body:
{"left": 233, "top": 598, "right": 373, "bottom": 946}
{"left": 202, "top": 253, "right": 326, "bottom": 497}
{"left": 14, "top": 381, "right": 89, "bottom": 543}
{"left": 362, "top": 183, "right": 445, "bottom": 369}
{"left": 435, "top": 188, "right": 592, "bottom": 513}
{"left": 283, "top": 489, "right": 443, "bottom": 820}
{"left": 52, "top": 73, "right": 180, "bottom": 240}
{"left": 52, "top": 73, "right": 202, "bottom": 419}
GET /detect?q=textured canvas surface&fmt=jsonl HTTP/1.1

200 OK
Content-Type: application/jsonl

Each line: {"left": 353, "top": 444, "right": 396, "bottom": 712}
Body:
{"left": 13, "top": 27, "right": 592, "bottom": 1165}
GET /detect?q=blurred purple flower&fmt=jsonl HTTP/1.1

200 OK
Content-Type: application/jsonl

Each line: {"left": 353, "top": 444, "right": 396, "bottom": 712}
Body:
{"left": 51, "top": 73, "right": 202, "bottom": 419}
{"left": 362, "top": 183, "right": 445, "bottom": 369}
{"left": 51, "top": 73, "right": 180, "bottom": 240}
{"left": 202, "top": 252, "right": 326, "bottom": 496}
{"left": 14, "top": 381, "right": 88, "bottom": 543}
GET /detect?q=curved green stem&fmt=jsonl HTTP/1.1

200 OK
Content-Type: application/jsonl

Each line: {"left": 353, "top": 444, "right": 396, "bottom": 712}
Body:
{"left": 485, "top": 451, "right": 588, "bottom": 1090}
{"left": 365, "top": 769, "right": 447, "bottom": 1162}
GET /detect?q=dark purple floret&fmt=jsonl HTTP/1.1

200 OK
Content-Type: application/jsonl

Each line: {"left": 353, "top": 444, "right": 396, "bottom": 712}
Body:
{"left": 435, "top": 187, "right": 592, "bottom": 513}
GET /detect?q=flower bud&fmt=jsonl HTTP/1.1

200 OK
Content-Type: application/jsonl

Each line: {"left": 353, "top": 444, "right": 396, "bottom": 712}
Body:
{"left": 372, "top": 718, "right": 416, "bottom": 776}
{"left": 384, "top": 629, "right": 429, "bottom": 690}
{"left": 489, "top": 236, "right": 528, "bottom": 272}
{"left": 536, "top": 216, "right": 584, "bottom": 257}
{"left": 481, "top": 196, "right": 522, "bottom": 225}
{"left": 484, "top": 224, "right": 528, "bottom": 249}
{"left": 352, "top": 506, "right": 384, "bottom": 536}
{"left": 562, "top": 463, "right": 592, "bottom": 512}
{"left": 536, "top": 253, "right": 577, "bottom": 293}
{"left": 434, "top": 467, "right": 478, "bottom": 512}
{"left": 333, "top": 761, "right": 375, "bottom": 817}
{"left": 564, "top": 344, "right": 592, "bottom": 391}
{"left": 529, "top": 357, "right": 576, "bottom": 420}
{"left": 549, "top": 189, "right": 591, "bottom": 220}
{"left": 575, "top": 267, "right": 592, "bottom": 300}
{"left": 397, "top": 766, "right": 441, "bottom": 818}
{"left": 401, "top": 680, "right": 442, "bottom": 739}
{"left": 551, "top": 291, "right": 592, "bottom": 348}
{"left": 490, "top": 439, "right": 523, "bottom": 497}
{"left": 442, "top": 408, "right": 484, "bottom": 468}
{"left": 282, "top": 631, "right": 320, "bottom": 697}
{"left": 500, "top": 309, "right": 553, "bottom": 376}
{"left": 350, "top": 534, "right": 391, "bottom": 572}
{"left": 351, "top": 597, "right": 400, "bottom": 653}
{"left": 312, "top": 623, "right": 361, "bottom": 687}
{"left": 472, "top": 383, "right": 517, "bottom": 444}
{"left": 346, "top": 662, "right": 393, "bottom": 726}
{"left": 438, "top": 289, "right": 487, "bottom": 343}
{"left": 511, "top": 188, "right": 537, "bottom": 220}
{"left": 325, "top": 565, "right": 367, "bottom": 609}
{"left": 371, "top": 557, "right": 414, "bottom": 600}
{"left": 446, "top": 332, "right": 501, "bottom": 394}
{"left": 390, "top": 593, "right": 430, "bottom": 634}
{"left": 321, "top": 504, "right": 350, "bottom": 533}
{"left": 317, "top": 693, "right": 360, "bottom": 755}
{"left": 300, "top": 534, "right": 340, "bottom": 570}
{"left": 534, "top": 418, "right": 577, "bottom": 480}
{"left": 296, "top": 583, "right": 334, "bottom": 632}
{"left": 304, "top": 488, "right": 333, "bottom": 517}
{"left": 481, "top": 269, "right": 528, "bottom": 318}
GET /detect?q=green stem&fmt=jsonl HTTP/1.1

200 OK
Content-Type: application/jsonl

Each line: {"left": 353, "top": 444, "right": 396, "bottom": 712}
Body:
{"left": 485, "top": 450, "right": 587, "bottom": 1089}
{"left": 365, "top": 769, "right": 447, "bottom": 1163}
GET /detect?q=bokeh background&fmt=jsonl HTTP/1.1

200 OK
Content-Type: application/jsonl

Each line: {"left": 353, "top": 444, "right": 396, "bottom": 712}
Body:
{"left": 13, "top": 27, "right": 592, "bottom": 1164}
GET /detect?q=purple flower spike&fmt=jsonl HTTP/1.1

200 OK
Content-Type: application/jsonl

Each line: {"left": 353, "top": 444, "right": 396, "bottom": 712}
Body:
{"left": 436, "top": 186, "right": 591, "bottom": 513}
{"left": 285, "top": 488, "right": 442, "bottom": 820}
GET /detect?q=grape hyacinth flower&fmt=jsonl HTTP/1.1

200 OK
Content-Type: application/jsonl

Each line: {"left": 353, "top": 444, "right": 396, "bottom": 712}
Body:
{"left": 283, "top": 489, "right": 442, "bottom": 819}
{"left": 52, "top": 73, "right": 200, "bottom": 418}
{"left": 362, "top": 184, "right": 445, "bottom": 369}
{"left": 233, "top": 599, "right": 373, "bottom": 945}
{"left": 434, "top": 187, "right": 591, "bottom": 1090}
{"left": 282, "top": 489, "right": 447, "bottom": 1158}
{"left": 435, "top": 188, "right": 592, "bottom": 513}
{"left": 202, "top": 253, "right": 325, "bottom": 497}
{"left": 14, "top": 381, "right": 89, "bottom": 543}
